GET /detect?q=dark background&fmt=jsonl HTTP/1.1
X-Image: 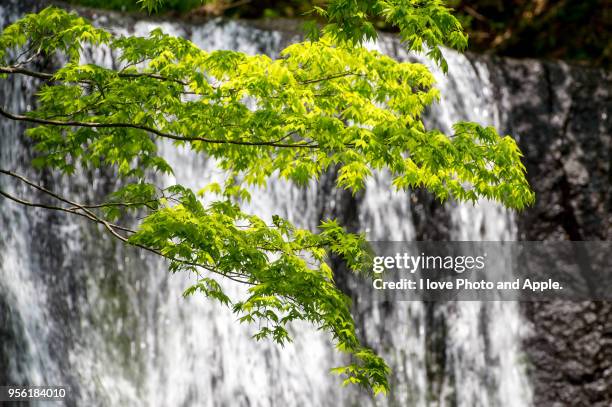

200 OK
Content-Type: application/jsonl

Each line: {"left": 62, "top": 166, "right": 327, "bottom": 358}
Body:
{"left": 66, "top": 0, "right": 611, "bottom": 68}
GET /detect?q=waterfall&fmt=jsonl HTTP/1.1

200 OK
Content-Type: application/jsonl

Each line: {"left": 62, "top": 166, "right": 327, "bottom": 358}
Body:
{"left": 0, "top": 4, "right": 533, "bottom": 406}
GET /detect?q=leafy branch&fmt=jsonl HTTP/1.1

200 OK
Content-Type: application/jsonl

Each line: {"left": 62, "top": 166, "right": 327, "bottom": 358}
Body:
{"left": 0, "top": 4, "right": 535, "bottom": 395}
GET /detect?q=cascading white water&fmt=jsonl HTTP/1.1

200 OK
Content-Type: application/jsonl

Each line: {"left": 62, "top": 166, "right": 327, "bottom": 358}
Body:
{"left": 0, "top": 5, "right": 532, "bottom": 406}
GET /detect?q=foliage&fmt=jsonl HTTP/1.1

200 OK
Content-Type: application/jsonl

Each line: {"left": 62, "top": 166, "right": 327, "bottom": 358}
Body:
{"left": 0, "top": 4, "right": 533, "bottom": 395}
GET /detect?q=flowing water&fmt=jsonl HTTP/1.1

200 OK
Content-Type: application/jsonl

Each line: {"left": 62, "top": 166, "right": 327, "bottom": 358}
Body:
{"left": 0, "top": 3, "right": 532, "bottom": 406}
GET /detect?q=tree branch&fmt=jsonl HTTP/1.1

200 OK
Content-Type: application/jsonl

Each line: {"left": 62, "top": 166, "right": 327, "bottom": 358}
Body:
{"left": 0, "top": 65, "right": 367, "bottom": 150}
{"left": 0, "top": 66, "right": 188, "bottom": 86}
{"left": 0, "top": 105, "right": 321, "bottom": 149}
{"left": 0, "top": 169, "right": 253, "bottom": 285}
{"left": 1, "top": 65, "right": 362, "bottom": 88}
{"left": 298, "top": 71, "right": 365, "bottom": 85}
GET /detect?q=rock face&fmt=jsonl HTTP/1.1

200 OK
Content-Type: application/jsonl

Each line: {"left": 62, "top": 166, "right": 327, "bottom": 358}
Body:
{"left": 487, "top": 58, "right": 611, "bottom": 405}
{"left": 492, "top": 58, "right": 611, "bottom": 242}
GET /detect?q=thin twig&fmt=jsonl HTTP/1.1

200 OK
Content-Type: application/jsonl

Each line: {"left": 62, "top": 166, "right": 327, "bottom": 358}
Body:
{"left": 0, "top": 169, "right": 253, "bottom": 285}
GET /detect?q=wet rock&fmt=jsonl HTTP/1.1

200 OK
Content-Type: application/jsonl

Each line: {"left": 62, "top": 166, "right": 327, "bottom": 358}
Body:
{"left": 489, "top": 57, "right": 611, "bottom": 406}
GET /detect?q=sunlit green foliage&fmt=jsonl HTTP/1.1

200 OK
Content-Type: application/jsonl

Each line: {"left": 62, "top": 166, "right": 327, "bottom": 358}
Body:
{"left": 138, "top": 0, "right": 204, "bottom": 13}
{"left": 138, "top": 0, "right": 467, "bottom": 70}
{"left": 314, "top": 0, "right": 467, "bottom": 71}
{"left": 0, "top": 4, "right": 533, "bottom": 395}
